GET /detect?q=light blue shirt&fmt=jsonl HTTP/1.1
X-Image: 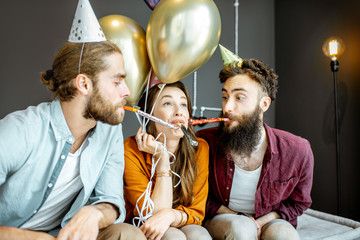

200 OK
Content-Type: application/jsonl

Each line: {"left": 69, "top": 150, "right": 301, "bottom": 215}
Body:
{"left": 0, "top": 100, "right": 126, "bottom": 233}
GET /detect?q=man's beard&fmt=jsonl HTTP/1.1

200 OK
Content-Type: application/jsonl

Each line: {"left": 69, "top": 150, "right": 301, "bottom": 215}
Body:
{"left": 218, "top": 106, "right": 263, "bottom": 157}
{"left": 83, "top": 86, "right": 126, "bottom": 125}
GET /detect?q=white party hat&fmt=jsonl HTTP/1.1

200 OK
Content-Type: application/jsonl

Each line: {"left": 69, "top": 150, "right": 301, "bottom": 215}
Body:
{"left": 68, "top": 0, "right": 106, "bottom": 43}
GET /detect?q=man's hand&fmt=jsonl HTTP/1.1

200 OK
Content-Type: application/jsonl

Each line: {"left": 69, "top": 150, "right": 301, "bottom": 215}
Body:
{"left": 57, "top": 203, "right": 118, "bottom": 240}
{"left": 255, "top": 211, "right": 281, "bottom": 239}
{"left": 0, "top": 226, "right": 56, "bottom": 240}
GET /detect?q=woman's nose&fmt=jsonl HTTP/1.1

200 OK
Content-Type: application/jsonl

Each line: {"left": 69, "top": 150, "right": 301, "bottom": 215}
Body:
{"left": 174, "top": 105, "right": 183, "bottom": 116}
{"left": 175, "top": 111, "right": 183, "bottom": 116}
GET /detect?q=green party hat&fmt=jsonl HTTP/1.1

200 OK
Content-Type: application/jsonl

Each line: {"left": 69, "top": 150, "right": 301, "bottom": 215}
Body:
{"left": 219, "top": 44, "right": 243, "bottom": 67}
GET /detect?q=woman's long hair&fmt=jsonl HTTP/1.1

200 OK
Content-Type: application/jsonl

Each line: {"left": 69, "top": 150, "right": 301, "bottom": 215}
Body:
{"left": 137, "top": 81, "right": 198, "bottom": 207}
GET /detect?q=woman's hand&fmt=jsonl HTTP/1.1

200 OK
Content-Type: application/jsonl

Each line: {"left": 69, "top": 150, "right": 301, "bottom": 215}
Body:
{"left": 136, "top": 126, "right": 170, "bottom": 171}
{"left": 140, "top": 209, "right": 176, "bottom": 240}
{"left": 136, "top": 126, "right": 161, "bottom": 155}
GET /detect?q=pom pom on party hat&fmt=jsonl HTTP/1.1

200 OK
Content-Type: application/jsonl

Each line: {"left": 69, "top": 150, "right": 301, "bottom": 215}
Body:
{"left": 68, "top": 0, "right": 106, "bottom": 43}
{"left": 219, "top": 44, "right": 243, "bottom": 67}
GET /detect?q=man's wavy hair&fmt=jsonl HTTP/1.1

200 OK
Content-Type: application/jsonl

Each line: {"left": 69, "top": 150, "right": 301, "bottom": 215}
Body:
{"left": 219, "top": 59, "right": 278, "bottom": 101}
{"left": 41, "top": 41, "right": 122, "bottom": 101}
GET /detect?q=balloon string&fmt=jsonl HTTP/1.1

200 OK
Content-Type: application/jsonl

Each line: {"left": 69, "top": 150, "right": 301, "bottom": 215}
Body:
{"left": 141, "top": 68, "right": 166, "bottom": 133}
{"left": 144, "top": 84, "right": 166, "bottom": 128}
{"left": 78, "top": 42, "right": 85, "bottom": 74}
{"left": 192, "top": 71, "right": 197, "bottom": 116}
{"left": 135, "top": 112, "right": 142, "bottom": 126}
{"left": 142, "top": 68, "right": 152, "bottom": 132}
{"left": 132, "top": 133, "right": 180, "bottom": 227}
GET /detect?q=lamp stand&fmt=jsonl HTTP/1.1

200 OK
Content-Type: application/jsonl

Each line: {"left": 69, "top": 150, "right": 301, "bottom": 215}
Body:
{"left": 331, "top": 60, "right": 341, "bottom": 216}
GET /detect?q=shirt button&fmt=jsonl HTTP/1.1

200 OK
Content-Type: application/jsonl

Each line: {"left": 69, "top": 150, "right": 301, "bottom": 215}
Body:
{"left": 61, "top": 155, "right": 65, "bottom": 159}
{"left": 68, "top": 138, "right": 73, "bottom": 143}
{"left": 226, "top": 187, "right": 229, "bottom": 190}
{"left": 229, "top": 168, "right": 233, "bottom": 171}
{"left": 225, "top": 199, "right": 228, "bottom": 202}
{"left": 48, "top": 183, "right": 53, "bottom": 188}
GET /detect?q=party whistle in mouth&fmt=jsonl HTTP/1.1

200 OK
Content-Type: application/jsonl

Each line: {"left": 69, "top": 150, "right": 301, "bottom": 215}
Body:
{"left": 180, "top": 125, "right": 198, "bottom": 147}
{"left": 189, "top": 118, "right": 229, "bottom": 125}
{"left": 123, "top": 106, "right": 179, "bottom": 129}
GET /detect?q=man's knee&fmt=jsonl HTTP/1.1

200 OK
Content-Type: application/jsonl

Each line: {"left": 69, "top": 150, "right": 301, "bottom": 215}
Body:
{"left": 261, "top": 220, "right": 300, "bottom": 240}
{"left": 205, "top": 215, "right": 257, "bottom": 240}
{"left": 180, "top": 224, "right": 212, "bottom": 240}
{"left": 97, "top": 223, "right": 146, "bottom": 240}
{"left": 162, "top": 227, "right": 186, "bottom": 240}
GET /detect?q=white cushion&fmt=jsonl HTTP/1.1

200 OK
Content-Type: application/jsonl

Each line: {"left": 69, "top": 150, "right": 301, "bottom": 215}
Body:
{"left": 297, "top": 209, "right": 360, "bottom": 240}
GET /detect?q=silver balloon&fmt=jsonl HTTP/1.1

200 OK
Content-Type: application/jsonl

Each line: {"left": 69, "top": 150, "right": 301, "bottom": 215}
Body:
{"left": 99, "top": 15, "right": 150, "bottom": 105}
{"left": 146, "top": 0, "right": 221, "bottom": 83}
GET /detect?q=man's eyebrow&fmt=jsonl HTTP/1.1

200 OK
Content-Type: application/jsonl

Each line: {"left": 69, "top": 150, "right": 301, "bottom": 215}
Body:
{"left": 222, "top": 88, "right": 247, "bottom": 93}
{"left": 114, "top": 73, "right": 126, "bottom": 79}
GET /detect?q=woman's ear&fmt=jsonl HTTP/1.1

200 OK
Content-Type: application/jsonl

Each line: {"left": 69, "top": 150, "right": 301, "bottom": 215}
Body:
{"left": 75, "top": 74, "right": 92, "bottom": 95}
{"left": 260, "top": 96, "right": 271, "bottom": 112}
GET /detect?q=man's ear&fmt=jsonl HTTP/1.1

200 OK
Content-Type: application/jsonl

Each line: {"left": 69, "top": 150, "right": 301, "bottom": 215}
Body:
{"left": 260, "top": 96, "right": 271, "bottom": 112}
{"left": 75, "top": 74, "right": 92, "bottom": 95}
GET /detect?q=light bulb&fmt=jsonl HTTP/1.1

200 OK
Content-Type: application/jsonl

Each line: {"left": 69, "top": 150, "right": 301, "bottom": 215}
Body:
{"left": 322, "top": 36, "right": 345, "bottom": 61}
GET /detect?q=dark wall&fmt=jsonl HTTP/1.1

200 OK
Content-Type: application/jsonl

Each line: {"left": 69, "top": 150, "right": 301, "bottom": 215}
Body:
{"left": 0, "top": 0, "right": 275, "bottom": 136}
{"left": 275, "top": 0, "right": 360, "bottom": 220}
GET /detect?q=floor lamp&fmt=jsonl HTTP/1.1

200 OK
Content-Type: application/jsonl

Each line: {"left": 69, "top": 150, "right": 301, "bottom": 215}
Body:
{"left": 322, "top": 36, "right": 345, "bottom": 216}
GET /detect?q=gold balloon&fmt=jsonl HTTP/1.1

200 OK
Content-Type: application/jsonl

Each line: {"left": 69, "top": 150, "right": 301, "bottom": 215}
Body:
{"left": 146, "top": 0, "right": 221, "bottom": 84}
{"left": 99, "top": 15, "right": 150, "bottom": 105}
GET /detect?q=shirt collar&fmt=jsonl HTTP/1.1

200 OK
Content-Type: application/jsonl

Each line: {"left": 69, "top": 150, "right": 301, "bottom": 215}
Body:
{"left": 264, "top": 123, "right": 278, "bottom": 156}
{"left": 50, "top": 99, "right": 74, "bottom": 142}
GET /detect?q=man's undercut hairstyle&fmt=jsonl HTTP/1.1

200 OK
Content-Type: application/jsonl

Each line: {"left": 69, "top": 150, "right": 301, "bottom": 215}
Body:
{"left": 41, "top": 40, "right": 122, "bottom": 101}
{"left": 219, "top": 59, "right": 279, "bottom": 101}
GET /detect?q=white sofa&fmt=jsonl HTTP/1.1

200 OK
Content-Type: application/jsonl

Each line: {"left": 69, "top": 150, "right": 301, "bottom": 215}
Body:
{"left": 297, "top": 209, "right": 360, "bottom": 240}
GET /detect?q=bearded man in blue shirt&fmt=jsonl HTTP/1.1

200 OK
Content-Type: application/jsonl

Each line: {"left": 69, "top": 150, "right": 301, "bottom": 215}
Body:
{"left": 0, "top": 31, "right": 146, "bottom": 240}
{"left": 0, "top": 0, "right": 148, "bottom": 238}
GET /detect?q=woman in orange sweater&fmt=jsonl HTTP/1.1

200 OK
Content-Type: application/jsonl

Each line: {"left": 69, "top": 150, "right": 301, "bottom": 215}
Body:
{"left": 124, "top": 81, "right": 211, "bottom": 240}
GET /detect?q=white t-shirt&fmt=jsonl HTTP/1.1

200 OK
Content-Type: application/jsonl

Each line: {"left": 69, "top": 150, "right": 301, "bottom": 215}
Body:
{"left": 228, "top": 164, "right": 262, "bottom": 215}
{"left": 21, "top": 147, "right": 83, "bottom": 231}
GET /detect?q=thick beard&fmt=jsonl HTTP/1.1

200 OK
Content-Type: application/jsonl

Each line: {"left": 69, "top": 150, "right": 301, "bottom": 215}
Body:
{"left": 83, "top": 85, "right": 126, "bottom": 125}
{"left": 218, "top": 106, "right": 263, "bottom": 157}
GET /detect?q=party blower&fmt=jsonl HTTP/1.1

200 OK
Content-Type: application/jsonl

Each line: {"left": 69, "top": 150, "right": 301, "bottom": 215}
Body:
{"left": 123, "top": 105, "right": 198, "bottom": 146}
{"left": 123, "top": 106, "right": 229, "bottom": 146}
